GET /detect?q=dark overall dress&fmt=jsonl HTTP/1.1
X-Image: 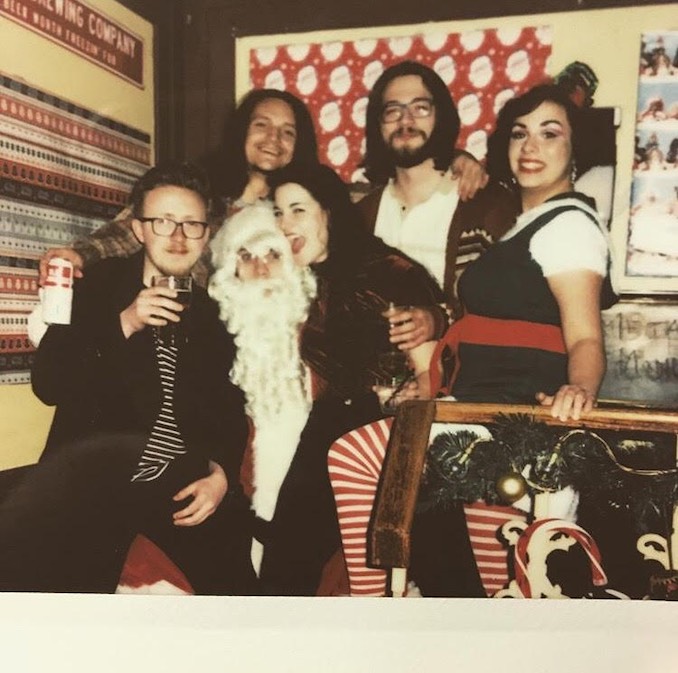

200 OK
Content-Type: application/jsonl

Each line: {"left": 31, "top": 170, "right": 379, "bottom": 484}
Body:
{"left": 412, "top": 194, "right": 616, "bottom": 597}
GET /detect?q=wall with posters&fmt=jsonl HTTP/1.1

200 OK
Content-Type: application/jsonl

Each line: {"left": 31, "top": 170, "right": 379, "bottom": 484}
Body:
{"left": 0, "top": 0, "right": 154, "bottom": 469}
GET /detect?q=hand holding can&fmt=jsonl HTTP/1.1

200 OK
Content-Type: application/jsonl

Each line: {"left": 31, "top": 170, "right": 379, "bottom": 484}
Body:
{"left": 42, "top": 257, "right": 74, "bottom": 325}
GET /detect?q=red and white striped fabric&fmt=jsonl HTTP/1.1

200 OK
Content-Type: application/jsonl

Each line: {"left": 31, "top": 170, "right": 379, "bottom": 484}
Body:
{"left": 329, "top": 419, "right": 519, "bottom": 597}
{"left": 513, "top": 518, "right": 607, "bottom": 598}
{"left": 463, "top": 502, "right": 526, "bottom": 596}
{"left": 328, "top": 418, "right": 394, "bottom": 596}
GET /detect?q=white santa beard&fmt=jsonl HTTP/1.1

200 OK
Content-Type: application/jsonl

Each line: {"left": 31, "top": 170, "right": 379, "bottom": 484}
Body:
{"left": 251, "top": 405, "right": 310, "bottom": 523}
{"left": 221, "top": 270, "right": 315, "bottom": 516}
{"left": 230, "top": 303, "right": 311, "bottom": 422}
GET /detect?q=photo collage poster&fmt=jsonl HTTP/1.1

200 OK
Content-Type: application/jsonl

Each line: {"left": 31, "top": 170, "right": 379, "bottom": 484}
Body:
{"left": 628, "top": 30, "right": 678, "bottom": 280}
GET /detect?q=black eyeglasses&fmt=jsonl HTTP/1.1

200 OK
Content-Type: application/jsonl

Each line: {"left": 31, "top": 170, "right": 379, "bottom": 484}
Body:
{"left": 137, "top": 217, "right": 208, "bottom": 240}
{"left": 381, "top": 98, "right": 434, "bottom": 124}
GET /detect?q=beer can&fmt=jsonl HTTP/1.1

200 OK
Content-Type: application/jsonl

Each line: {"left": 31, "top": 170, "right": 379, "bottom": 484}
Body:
{"left": 43, "top": 257, "right": 74, "bottom": 325}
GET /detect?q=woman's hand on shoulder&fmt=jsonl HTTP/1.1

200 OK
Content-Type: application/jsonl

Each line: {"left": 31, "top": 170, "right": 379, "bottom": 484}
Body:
{"left": 536, "top": 385, "right": 596, "bottom": 421}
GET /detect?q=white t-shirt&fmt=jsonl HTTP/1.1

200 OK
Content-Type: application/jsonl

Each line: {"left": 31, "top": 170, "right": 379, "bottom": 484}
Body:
{"left": 374, "top": 174, "right": 459, "bottom": 290}
{"left": 500, "top": 197, "right": 609, "bottom": 278}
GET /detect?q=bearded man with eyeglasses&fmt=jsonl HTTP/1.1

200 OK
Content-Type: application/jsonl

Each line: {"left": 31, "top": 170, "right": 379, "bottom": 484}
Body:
{"left": 359, "top": 61, "right": 517, "bottom": 345}
{"left": 1, "top": 161, "right": 254, "bottom": 594}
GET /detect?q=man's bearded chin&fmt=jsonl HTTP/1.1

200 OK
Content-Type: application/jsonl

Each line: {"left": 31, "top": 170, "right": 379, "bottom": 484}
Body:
{"left": 387, "top": 129, "right": 436, "bottom": 168}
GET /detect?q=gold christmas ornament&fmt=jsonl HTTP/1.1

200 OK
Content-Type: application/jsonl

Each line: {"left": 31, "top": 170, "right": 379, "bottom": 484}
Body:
{"left": 496, "top": 472, "right": 528, "bottom": 504}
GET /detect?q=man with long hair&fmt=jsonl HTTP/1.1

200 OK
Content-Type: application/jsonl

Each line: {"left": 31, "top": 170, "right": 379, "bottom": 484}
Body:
{"left": 38, "top": 89, "right": 318, "bottom": 285}
{"left": 359, "top": 61, "right": 517, "bottom": 347}
{"left": 38, "top": 84, "right": 486, "bottom": 287}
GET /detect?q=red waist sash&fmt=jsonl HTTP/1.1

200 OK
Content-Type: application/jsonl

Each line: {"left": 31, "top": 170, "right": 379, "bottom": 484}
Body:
{"left": 429, "top": 313, "right": 567, "bottom": 395}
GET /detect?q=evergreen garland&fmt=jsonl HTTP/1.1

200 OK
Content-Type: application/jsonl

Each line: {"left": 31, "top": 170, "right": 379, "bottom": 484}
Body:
{"left": 418, "top": 413, "right": 678, "bottom": 532}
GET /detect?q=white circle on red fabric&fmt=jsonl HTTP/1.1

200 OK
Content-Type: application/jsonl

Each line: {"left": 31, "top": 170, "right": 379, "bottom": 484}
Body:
{"left": 469, "top": 55, "right": 493, "bottom": 88}
{"left": 465, "top": 129, "right": 488, "bottom": 160}
{"left": 434, "top": 55, "right": 456, "bottom": 85}
{"left": 330, "top": 65, "right": 352, "bottom": 96}
{"left": 321, "top": 42, "right": 344, "bottom": 61}
{"left": 264, "top": 69, "right": 286, "bottom": 90}
{"left": 363, "top": 60, "right": 384, "bottom": 89}
{"left": 460, "top": 30, "right": 485, "bottom": 51}
{"left": 287, "top": 44, "right": 311, "bottom": 62}
{"left": 457, "top": 93, "right": 482, "bottom": 126}
{"left": 320, "top": 101, "right": 342, "bottom": 132}
{"left": 423, "top": 33, "right": 448, "bottom": 51}
{"left": 496, "top": 27, "right": 523, "bottom": 46}
{"left": 506, "top": 50, "right": 530, "bottom": 82}
{"left": 388, "top": 36, "right": 413, "bottom": 56}
{"left": 351, "top": 97, "right": 368, "bottom": 128}
{"left": 328, "top": 135, "right": 350, "bottom": 166}
{"left": 297, "top": 65, "right": 318, "bottom": 96}
{"left": 493, "top": 88, "right": 517, "bottom": 115}
{"left": 255, "top": 47, "right": 278, "bottom": 66}
{"left": 354, "top": 38, "right": 377, "bottom": 57}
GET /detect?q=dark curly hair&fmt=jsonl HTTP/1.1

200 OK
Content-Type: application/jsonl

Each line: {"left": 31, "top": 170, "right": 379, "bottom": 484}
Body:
{"left": 362, "top": 61, "right": 460, "bottom": 185}
{"left": 486, "top": 84, "right": 586, "bottom": 191}
{"left": 129, "top": 160, "right": 212, "bottom": 218}
{"left": 203, "top": 89, "right": 318, "bottom": 206}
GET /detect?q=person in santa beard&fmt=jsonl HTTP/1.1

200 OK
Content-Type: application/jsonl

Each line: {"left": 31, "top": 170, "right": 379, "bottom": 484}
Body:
{"left": 209, "top": 204, "right": 318, "bottom": 590}
{"left": 209, "top": 166, "right": 443, "bottom": 595}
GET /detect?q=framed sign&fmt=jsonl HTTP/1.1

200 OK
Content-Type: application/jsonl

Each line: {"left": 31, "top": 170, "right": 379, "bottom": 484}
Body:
{"left": 599, "top": 299, "right": 678, "bottom": 408}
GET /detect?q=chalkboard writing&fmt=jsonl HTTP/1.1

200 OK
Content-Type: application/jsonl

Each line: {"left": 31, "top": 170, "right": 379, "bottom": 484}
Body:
{"left": 599, "top": 301, "right": 678, "bottom": 407}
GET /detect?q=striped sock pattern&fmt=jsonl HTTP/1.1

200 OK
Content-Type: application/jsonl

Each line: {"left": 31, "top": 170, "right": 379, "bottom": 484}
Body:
{"left": 329, "top": 419, "right": 526, "bottom": 598}
{"left": 463, "top": 502, "right": 526, "bottom": 596}
{"left": 132, "top": 337, "right": 186, "bottom": 483}
{"left": 328, "top": 418, "right": 394, "bottom": 596}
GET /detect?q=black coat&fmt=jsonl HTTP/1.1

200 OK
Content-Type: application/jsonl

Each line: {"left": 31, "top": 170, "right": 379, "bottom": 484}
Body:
{"left": 31, "top": 252, "right": 248, "bottom": 482}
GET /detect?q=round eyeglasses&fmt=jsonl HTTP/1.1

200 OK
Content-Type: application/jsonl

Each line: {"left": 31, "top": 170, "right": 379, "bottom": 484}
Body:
{"left": 380, "top": 98, "right": 434, "bottom": 124}
{"left": 138, "top": 217, "right": 208, "bottom": 240}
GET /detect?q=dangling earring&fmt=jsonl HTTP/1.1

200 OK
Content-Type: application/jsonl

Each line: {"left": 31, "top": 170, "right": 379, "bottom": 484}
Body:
{"left": 570, "top": 160, "right": 577, "bottom": 184}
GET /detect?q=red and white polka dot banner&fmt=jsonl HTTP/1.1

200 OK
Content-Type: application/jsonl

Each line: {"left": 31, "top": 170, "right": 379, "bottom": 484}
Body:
{"left": 249, "top": 26, "right": 552, "bottom": 182}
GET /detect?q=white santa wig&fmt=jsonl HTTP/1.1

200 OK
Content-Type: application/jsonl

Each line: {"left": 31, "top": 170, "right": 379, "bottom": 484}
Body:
{"left": 208, "top": 202, "right": 317, "bottom": 424}
{"left": 208, "top": 203, "right": 319, "bottom": 544}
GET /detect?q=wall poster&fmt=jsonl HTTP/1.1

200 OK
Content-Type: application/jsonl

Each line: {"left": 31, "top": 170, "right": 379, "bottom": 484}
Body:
{"left": 0, "top": 74, "right": 151, "bottom": 384}
{"left": 627, "top": 30, "right": 678, "bottom": 291}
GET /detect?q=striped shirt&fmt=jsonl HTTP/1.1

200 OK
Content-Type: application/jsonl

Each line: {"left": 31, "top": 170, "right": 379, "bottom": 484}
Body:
{"left": 131, "top": 331, "right": 186, "bottom": 482}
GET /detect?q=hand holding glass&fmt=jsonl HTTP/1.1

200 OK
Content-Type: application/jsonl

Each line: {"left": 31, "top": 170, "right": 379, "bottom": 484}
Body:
{"left": 151, "top": 275, "right": 192, "bottom": 345}
{"left": 375, "top": 302, "right": 412, "bottom": 414}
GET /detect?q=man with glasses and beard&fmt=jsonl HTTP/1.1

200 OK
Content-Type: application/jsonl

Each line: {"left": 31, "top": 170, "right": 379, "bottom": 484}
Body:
{"left": 358, "top": 61, "right": 517, "bottom": 349}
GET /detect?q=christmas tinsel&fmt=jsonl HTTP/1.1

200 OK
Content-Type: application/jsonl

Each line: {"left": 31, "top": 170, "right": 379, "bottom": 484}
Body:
{"left": 418, "top": 413, "right": 678, "bottom": 532}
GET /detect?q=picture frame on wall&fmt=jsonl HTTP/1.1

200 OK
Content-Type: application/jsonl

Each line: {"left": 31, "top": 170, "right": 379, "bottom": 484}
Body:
{"left": 599, "top": 297, "right": 678, "bottom": 408}
{"left": 623, "top": 30, "right": 678, "bottom": 294}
